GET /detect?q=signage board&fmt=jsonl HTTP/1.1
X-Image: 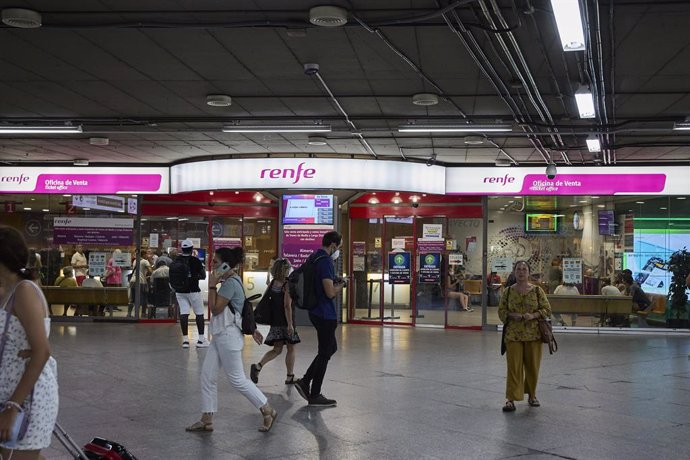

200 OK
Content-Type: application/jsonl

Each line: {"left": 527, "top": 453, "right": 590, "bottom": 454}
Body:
{"left": 73, "top": 195, "right": 125, "bottom": 213}
{"left": 562, "top": 258, "right": 583, "bottom": 284}
{"left": 113, "top": 252, "right": 131, "bottom": 268}
{"left": 53, "top": 217, "right": 134, "bottom": 246}
{"left": 491, "top": 256, "right": 513, "bottom": 273}
{"left": 88, "top": 252, "right": 108, "bottom": 277}
{"left": 422, "top": 224, "right": 443, "bottom": 239}
{"left": 388, "top": 252, "right": 411, "bottom": 284}
{"left": 282, "top": 225, "right": 332, "bottom": 267}
{"left": 418, "top": 253, "right": 441, "bottom": 283}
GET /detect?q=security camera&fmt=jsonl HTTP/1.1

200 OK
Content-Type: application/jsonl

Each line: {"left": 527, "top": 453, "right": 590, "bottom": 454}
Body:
{"left": 303, "top": 63, "right": 320, "bottom": 75}
{"left": 412, "top": 202, "right": 419, "bottom": 208}
{"left": 545, "top": 163, "right": 557, "bottom": 180}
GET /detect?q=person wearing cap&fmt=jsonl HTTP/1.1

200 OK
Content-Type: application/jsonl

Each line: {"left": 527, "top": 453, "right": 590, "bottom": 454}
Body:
{"left": 174, "top": 240, "right": 208, "bottom": 348}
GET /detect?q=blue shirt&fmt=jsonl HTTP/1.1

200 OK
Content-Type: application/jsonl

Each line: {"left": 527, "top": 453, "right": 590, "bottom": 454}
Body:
{"left": 309, "top": 249, "right": 337, "bottom": 320}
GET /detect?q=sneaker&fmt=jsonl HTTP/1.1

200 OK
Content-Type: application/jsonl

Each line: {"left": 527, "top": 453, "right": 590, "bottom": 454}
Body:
{"left": 308, "top": 394, "right": 337, "bottom": 407}
{"left": 250, "top": 364, "right": 260, "bottom": 384}
{"left": 196, "top": 340, "right": 209, "bottom": 348}
{"left": 182, "top": 340, "right": 189, "bottom": 349}
{"left": 294, "top": 378, "right": 310, "bottom": 402}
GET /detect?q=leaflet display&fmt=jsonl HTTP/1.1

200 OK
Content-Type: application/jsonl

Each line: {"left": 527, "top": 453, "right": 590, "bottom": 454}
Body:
{"left": 282, "top": 194, "right": 334, "bottom": 225}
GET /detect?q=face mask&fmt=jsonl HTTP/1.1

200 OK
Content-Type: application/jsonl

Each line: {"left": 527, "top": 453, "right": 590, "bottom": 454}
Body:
{"left": 330, "top": 249, "right": 340, "bottom": 261}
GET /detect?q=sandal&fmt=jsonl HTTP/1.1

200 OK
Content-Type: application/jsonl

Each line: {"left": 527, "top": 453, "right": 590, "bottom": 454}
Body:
{"left": 528, "top": 397, "right": 540, "bottom": 407}
{"left": 259, "top": 404, "right": 277, "bottom": 432}
{"left": 185, "top": 420, "right": 213, "bottom": 432}
{"left": 502, "top": 400, "right": 516, "bottom": 412}
{"left": 284, "top": 374, "right": 295, "bottom": 384}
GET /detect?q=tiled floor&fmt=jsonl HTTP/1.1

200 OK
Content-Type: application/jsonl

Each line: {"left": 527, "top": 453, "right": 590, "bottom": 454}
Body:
{"left": 43, "top": 323, "right": 690, "bottom": 459}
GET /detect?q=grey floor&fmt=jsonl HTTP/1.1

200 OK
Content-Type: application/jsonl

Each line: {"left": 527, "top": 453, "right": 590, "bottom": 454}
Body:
{"left": 43, "top": 323, "right": 690, "bottom": 460}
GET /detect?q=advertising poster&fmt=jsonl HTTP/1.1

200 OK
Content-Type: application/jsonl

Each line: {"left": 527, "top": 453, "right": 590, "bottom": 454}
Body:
{"left": 562, "top": 258, "right": 582, "bottom": 284}
{"left": 392, "top": 238, "right": 405, "bottom": 249}
{"left": 353, "top": 241, "right": 366, "bottom": 271}
{"left": 282, "top": 225, "right": 332, "bottom": 267}
{"left": 419, "top": 253, "right": 441, "bottom": 283}
{"left": 388, "top": 252, "right": 411, "bottom": 284}
{"left": 149, "top": 233, "right": 159, "bottom": 248}
{"left": 53, "top": 217, "right": 134, "bottom": 246}
{"left": 214, "top": 237, "right": 242, "bottom": 249}
{"left": 417, "top": 239, "right": 446, "bottom": 252}
{"left": 88, "top": 252, "right": 107, "bottom": 277}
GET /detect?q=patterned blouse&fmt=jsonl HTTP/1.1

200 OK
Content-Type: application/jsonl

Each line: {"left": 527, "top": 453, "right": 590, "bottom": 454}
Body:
{"left": 498, "top": 285, "right": 552, "bottom": 342}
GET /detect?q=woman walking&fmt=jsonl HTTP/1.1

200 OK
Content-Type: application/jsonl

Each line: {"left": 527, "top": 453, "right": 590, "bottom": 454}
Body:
{"left": 0, "top": 226, "right": 59, "bottom": 459}
{"left": 186, "top": 247, "right": 276, "bottom": 433}
{"left": 250, "top": 258, "right": 301, "bottom": 385}
{"left": 498, "top": 260, "right": 552, "bottom": 412}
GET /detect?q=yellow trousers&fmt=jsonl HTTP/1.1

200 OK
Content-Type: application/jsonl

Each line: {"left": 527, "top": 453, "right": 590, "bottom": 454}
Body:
{"left": 505, "top": 340, "right": 543, "bottom": 401}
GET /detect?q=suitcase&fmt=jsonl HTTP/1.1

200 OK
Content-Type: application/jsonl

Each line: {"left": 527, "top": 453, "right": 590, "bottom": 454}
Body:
{"left": 53, "top": 422, "right": 138, "bottom": 460}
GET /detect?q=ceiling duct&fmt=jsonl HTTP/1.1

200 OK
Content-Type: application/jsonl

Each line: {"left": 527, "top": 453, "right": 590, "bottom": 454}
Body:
{"left": 309, "top": 6, "right": 348, "bottom": 27}
{"left": 1, "top": 8, "right": 42, "bottom": 28}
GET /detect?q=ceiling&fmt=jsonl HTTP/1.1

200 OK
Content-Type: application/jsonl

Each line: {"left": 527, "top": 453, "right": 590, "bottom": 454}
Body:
{"left": 1, "top": 0, "right": 689, "bottom": 168}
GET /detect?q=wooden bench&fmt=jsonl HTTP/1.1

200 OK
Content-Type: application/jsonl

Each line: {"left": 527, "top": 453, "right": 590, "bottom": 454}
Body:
{"left": 547, "top": 294, "right": 633, "bottom": 326}
{"left": 463, "top": 280, "right": 483, "bottom": 304}
{"left": 42, "top": 286, "right": 129, "bottom": 316}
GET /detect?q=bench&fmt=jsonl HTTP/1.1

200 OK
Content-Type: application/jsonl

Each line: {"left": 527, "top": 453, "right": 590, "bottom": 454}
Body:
{"left": 42, "top": 286, "right": 129, "bottom": 316}
{"left": 463, "top": 280, "right": 482, "bottom": 305}
{"left": 547, "top": 294, "right": 633, "bottom": 326}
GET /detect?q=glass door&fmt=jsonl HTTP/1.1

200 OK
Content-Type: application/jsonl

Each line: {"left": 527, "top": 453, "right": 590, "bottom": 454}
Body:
{"left": 349, "top": 218, "right": 384, "bottom": 323}
{"left": 382, "top": 217, "right": 414, "bottom": 325}
{"left": 414, "top": 217, "right": 447, "bottom": 327}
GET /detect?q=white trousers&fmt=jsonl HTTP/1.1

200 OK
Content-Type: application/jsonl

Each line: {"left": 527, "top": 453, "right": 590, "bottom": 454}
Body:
{"left": 200, "top": 329, "right": 267, "bottom": 413}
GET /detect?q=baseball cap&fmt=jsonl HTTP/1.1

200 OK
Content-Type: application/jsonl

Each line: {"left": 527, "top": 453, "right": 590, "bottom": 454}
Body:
{"left": 181, "top": 239, "right": 194, "bottom": 249}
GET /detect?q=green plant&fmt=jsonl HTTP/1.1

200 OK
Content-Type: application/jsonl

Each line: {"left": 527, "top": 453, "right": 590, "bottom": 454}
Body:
{"left": 666, "top": 247, "right": 690, "bottom": 320}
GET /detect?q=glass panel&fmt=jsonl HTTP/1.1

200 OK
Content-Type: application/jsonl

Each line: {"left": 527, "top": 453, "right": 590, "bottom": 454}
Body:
{"left": 383, "top": 216, "right": 413, "bottom": 324}
{"left": 242, "top": 217, "right": 277, "bottom": 299}
{"left": 349, "top": 218, "right": 383, "bottom": 322}
{"left": 447, "top": 217, "right": 484, "bottom": 327}
{"left": 414, "top": 217, "right": 446, "bottom": 326}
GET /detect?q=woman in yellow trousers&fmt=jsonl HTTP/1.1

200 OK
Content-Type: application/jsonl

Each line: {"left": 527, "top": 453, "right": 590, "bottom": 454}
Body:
{"left": 499, "top": 261, "right": 552, "bottom": 412}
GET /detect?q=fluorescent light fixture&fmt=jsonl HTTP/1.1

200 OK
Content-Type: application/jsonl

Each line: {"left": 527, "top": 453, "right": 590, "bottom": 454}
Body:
{"left": 42, "top": 208, "right": 49, "bottom": 212}
{"left": 222, "top": 124, "right": 331, "bottom": 133}
{"left": 673, "top": 122, "right": 690, "bottom": 130}
{"left": 0, "top": 125, "right": 83, "bottom": 134}
{"left": 73, "top": 159, "right": 89, "bottom": 166}
{"left": 23, "top": 207, "right": 31, "bottom": 211}
{"left": 575, "top": 86, "right": 595, "bottom": 119}
{"left": 586, "top": 134, "right": 601, "bottom": 152}
{"left": 398, "top": 123, "right": 513, "bottom": 133}
{"left": 550, "top": 0, "right": 586, "bottom": 52}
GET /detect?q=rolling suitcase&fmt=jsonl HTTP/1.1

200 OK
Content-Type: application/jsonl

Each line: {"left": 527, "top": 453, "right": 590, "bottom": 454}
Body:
{"left": 53, "top": 422, "right": 138, "bottom": 460}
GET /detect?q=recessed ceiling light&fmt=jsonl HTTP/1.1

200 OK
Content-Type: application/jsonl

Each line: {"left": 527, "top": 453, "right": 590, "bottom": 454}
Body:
{"left": 677, "top": 197, "right": 687, "bottom": 200}
{"left": 62, "top": 194, "right": 71, "bottom": 197}
{"left": 591, "top": 196, "right": 600, "bottom": 199}
{"left": 636, "top": 201, "right": 645, "bottom": 204}
{"left": 83, "top": 207, "right": 91, "bottom": 211}
{"left": 308, "top": 135, "right": 328, "bottom": 146}
{"left": 166, "top": 217, "right": 177, "bottom": 220}
{"left": 660, "top": 207, "right": 667, "bottom": 210}
{"left": 597, "top": 205, "right": 605, "bottom": 208}
{"left": 309, "top": 5, "right": 348, "bottom": 27}
{"left": 42, "top": 208, "right": 49, "bottom": 212}
{"left": 513, "top": 196, "right": 522, "bottom": 199}
{"left": 73, "top": 159, "right": 89, "bottom": 166}
{"left": 235, "top": 191, "right": 239, "bottom": 194}
{"left": 464, "top": 135, "right": 485, "bottom": 145}
{"left": 368, "top": 197, "right": 379, "bottom": 204}
{"left": 409, "top": 195, "right": 420, "bottom": 203}
{"left": 579, "top": 200, "right": 588, "bottom": 203}
{"left": 89, "top": 137, "right": 109, "bottom": 146}
{"left": 206, "top": 94, "right": 232, "bottom": 107}
{"left": 23, "top": 207, "right": 31, "bottom": 211}
{"left": 1, "top": 8, "right": 42, "bottom": 28}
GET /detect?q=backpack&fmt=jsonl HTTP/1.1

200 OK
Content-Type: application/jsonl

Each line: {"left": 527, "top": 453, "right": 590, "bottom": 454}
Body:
{"left": 82, "top": 436, "right": 138, "bottom": 460}
{"left": 168, "top": 257, "right": 191, "bottom": 292}
{"left": 288, "top": 254, "right": 328, "bottom": 310}
{"left": 227, "top": 277, "right": 258, "bottom": 335}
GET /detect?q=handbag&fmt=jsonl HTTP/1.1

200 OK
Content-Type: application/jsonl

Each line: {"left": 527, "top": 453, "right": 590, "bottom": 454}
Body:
{"left": 535, "top": 288, "right": 558, "bottom": 354}
{"left": 500, "top": 286, "right": 510, "bottom": 356}
{"left": 253, "top": 283, "right": 274, "bottom": 325}
{"left": 0, "top": 281, "right": 33, "bottom": 447}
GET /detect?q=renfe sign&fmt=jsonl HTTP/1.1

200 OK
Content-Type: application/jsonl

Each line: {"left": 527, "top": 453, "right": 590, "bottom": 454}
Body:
{"left": 446, "top": 166, "right": 690, "bottom": 195}
{"left": 172, "top": 158, "right": 446, "bottom": 194}
{"left": 0, "top": 167, "right": 169, "bottom": 194}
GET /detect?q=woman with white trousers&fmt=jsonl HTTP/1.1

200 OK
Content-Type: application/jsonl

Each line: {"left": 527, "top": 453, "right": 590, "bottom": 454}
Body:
{"left": 186, "top": 246, "right": 277, "bottom": 433}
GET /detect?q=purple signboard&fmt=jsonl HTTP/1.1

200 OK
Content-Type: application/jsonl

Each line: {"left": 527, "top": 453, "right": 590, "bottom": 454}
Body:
{"left": 53, "top": 217, "right": 133, "bottom": 246}
{"left": 282, "top": 226, "right": 330, "bottom": 267}
{"left": 417, "top": 239, "right": 446, "bottom": 252}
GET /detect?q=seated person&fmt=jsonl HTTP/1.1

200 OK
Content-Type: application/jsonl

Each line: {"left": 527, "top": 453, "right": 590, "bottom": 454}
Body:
{"left": 623, "top": 273, "right": 651, "bottom": 313}
{"left": 552, "top": 282, "right": 580, "bottom": 326}
{"left": 601, "top": 279, "right": 623, "bottom": 296}
{"left": 447, "top": 269, "right": 473, "bottom": 312}
{"left": 486, "top": 271, "right": 502, "bottom": 306}
{"left": 54, "top": 266, "right": 78, "bottom": 316}
{"left": 82, "top": 274, "right": 104, "bottom": 316}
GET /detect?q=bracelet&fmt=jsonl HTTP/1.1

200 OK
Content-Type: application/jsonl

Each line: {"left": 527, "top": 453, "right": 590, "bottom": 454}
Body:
{"left": 3, "top": 401, "right": 23, "bottom": 412}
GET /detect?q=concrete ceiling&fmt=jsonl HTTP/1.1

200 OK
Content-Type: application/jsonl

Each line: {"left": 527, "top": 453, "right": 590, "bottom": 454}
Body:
{"left": 0, "top": 0, "right": 689, "bottom": 168}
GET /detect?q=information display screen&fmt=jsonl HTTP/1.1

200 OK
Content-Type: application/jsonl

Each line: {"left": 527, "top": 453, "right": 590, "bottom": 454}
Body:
{"left": 598, "top": 210, "right": 615, "bottom": 235}
{"left": 525, "top": 213, "right": 558, "bottom": 233}
{"left": 282, "top": 194, "right": 334, "bottom": 225}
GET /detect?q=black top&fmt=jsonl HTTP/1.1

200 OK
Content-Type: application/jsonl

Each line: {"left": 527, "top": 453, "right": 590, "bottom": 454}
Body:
{"left": 178, "top": 255, "right": 206, "bottom": 293}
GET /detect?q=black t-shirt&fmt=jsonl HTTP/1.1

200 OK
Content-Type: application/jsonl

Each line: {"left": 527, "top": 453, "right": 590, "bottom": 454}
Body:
{"left": 180, "top": 255, "right": 206, "bottom": 293}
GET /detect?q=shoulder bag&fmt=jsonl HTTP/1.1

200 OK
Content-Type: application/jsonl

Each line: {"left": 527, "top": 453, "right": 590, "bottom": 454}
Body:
{"left": 500, "top": 286, "right": 510, "bottom": 356}
{"left": 536, "top": 287, "right": 558, "bottom": 354}
{"left": 253, "top": 282, "right": 274, "bottom": 325}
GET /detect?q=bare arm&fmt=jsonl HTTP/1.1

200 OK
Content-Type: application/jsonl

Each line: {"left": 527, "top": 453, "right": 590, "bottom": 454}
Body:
{"left": 6, "top": 283, "right": 51, "bottom": 406}
{"left": 283, "top": 287, "right": 294, "bottom": 332}
{"left": 322, "top": 278, "right": 344, "bottom": 299}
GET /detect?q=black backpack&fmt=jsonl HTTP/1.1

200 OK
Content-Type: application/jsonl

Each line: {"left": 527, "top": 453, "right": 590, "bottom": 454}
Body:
{"left": 168, "top": 257, "right": 191, "bottom": 292}
{"left": 227, "top": 277, "right": 259, "bottom": 335}
{"left": 288, "top": 254, "right": 328, "bottom": 310}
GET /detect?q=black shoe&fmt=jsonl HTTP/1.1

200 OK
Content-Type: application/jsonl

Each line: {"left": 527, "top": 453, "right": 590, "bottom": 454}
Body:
{"left": 250, "top": 363, "right": 260, "bottom": 384}
{"left": 294, "top": 378, "right": 310, "bottom": 402}
{"left": 308, "top": 394, "right": 337, "bottom": 407}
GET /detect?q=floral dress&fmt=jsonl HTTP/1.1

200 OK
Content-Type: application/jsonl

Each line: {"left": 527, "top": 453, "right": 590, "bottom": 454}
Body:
{"left": 0, "top": 280, "right": 59, "bottom": 450}
{"left": 498, "top": 285, "right": 552, "bottom": 342}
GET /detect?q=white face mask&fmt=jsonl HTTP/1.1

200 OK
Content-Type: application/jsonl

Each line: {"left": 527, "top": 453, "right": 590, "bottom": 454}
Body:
{"left": 330, "top": 249, "right": 340, "bottom": 261}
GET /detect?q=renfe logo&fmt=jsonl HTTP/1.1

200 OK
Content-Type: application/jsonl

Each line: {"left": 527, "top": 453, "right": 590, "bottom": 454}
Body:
{"left": 260, "top": 162, "right": 316, "bottom": 184}
{"left": 0, "top": 173, "right": 30, "bottom": 183}
{"left": 483, "top": 174, "right": 515, "bottom": 185}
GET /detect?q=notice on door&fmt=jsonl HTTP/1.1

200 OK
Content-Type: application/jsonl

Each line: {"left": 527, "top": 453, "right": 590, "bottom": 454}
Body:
{"left": 419, "top": 253, "right": 441, "bottom": 283}
{"left": 388, "top": 252, "right": 411, "bottom": 284}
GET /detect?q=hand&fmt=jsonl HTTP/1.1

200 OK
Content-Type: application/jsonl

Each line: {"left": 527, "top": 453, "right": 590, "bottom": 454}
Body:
{"left": 0, "top": 407, "right": 18, "bottom": 442}
{"left": 287, "top": 325, "right": 294, "bottom": 337}
{"left": 523, "top": 312, "right": 535, "bottom": 321}
{"left": 252, "top": 329, "right": 263, "bottom": 345}
{"left": 508, "top": 312, "right": 523, "bottom": 321}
